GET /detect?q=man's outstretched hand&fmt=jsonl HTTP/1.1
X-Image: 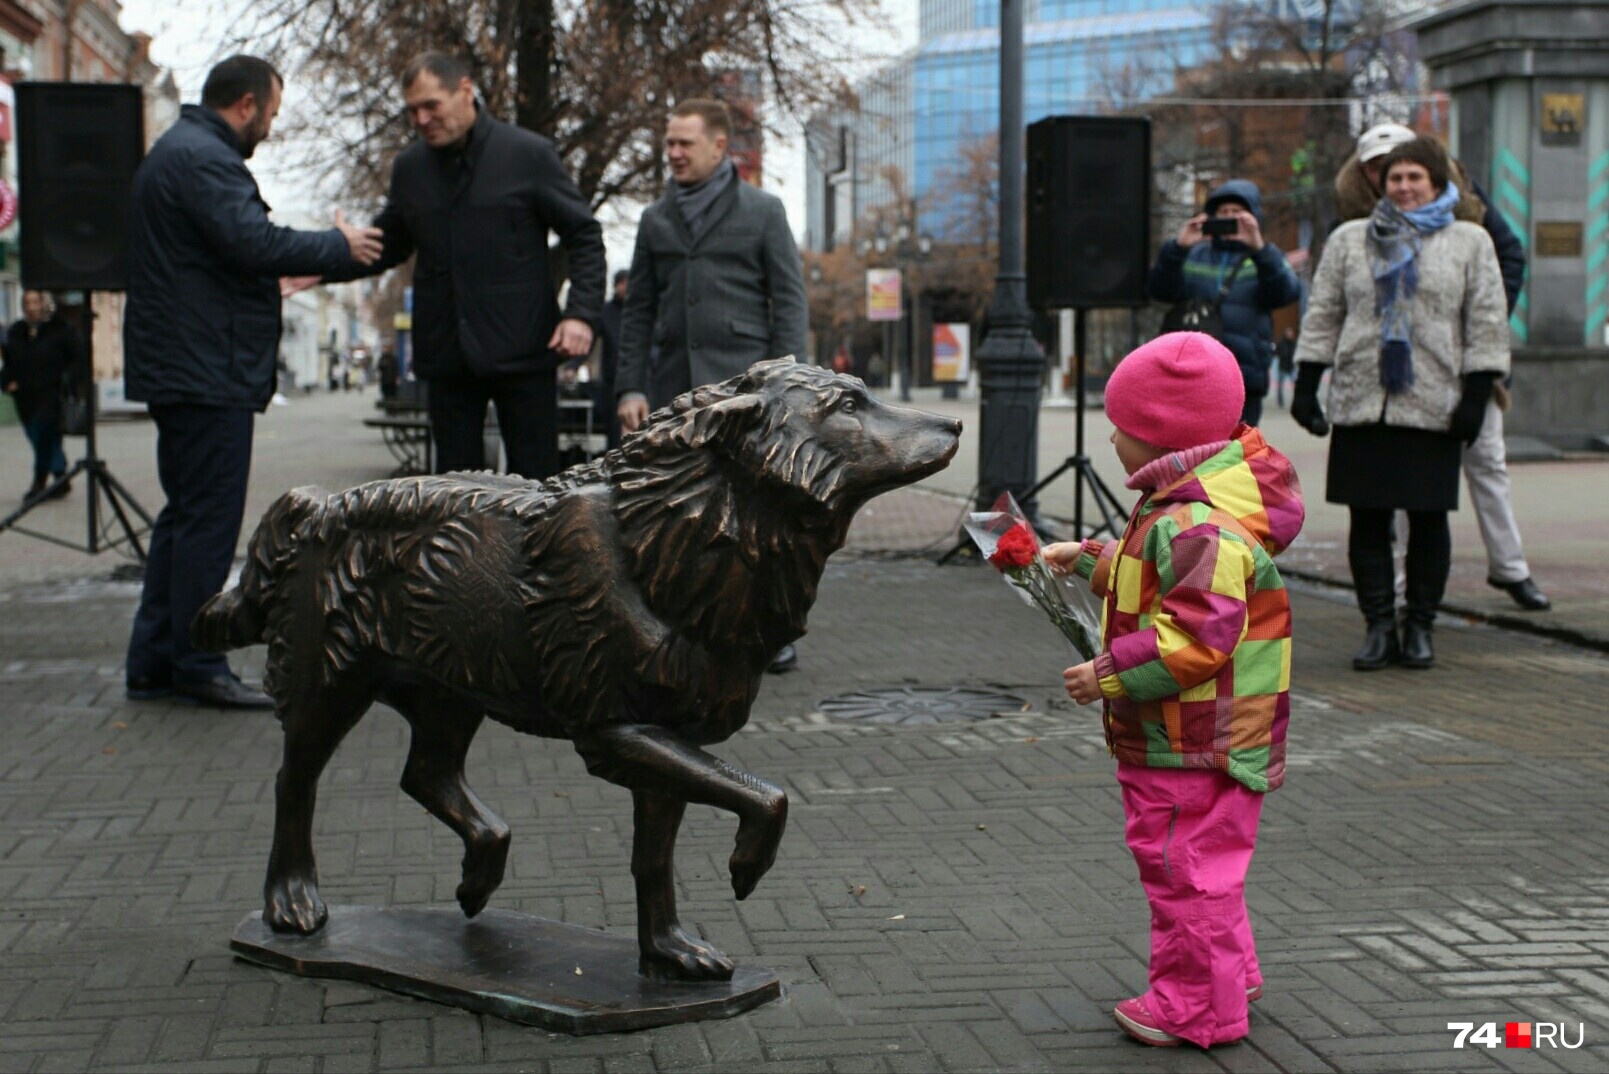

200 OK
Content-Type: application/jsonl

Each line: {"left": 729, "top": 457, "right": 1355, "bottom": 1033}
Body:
{"left": 336, "top": 208, "right": 384, "bottom": 265}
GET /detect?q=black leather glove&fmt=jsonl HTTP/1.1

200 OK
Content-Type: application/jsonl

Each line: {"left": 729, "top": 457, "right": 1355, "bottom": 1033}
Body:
{"left": 1449, "top": 371, "right": 1499, "bottom": 445}
{"left": 1289, "top": 362, "right": 1330, "bottom": 436}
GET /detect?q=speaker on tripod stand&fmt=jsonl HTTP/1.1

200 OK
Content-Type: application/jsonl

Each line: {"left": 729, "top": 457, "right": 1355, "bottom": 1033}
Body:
{"left": 1022, "top": 115, "right": 1151, "bottom": 540}
{"left": 0, "top": 82, "right": 153, "bottom": 560}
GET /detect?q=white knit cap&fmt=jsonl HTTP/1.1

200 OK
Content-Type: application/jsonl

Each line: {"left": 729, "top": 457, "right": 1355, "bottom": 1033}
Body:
{"left": 1357, "top": 123, "right": 1417, "bottom": 163}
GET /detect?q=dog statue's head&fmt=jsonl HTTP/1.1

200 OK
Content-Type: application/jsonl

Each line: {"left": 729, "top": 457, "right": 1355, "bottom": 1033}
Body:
{"left": 629, "top": 358, "right": 960, "bottom": 514}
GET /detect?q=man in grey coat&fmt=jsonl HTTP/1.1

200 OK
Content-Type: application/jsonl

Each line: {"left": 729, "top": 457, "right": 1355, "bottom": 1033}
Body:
{"left": 615, "top": 99, "right": 808, "bottom": 424}
{"left": 616, "top": 97, "right": 809, "bottom": 669}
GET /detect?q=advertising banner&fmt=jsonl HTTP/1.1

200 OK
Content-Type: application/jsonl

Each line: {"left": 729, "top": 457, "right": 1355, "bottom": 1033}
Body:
{"left": 932, "top": 322, "right": 971, "bottom": 382}
{"left": 866, "top": 269, "right": 902, "bottom": 322}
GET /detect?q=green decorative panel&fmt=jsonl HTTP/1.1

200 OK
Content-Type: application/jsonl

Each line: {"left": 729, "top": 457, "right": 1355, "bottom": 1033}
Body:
{"left": 1587, "top": 84, "right": 1609, "bottom": 347}
{"left": 1493, "top": 81, "right": 1532, "bottom": 343}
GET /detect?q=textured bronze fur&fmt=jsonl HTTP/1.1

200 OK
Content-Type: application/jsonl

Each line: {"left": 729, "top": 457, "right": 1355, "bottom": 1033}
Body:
{"left": 195, "top": 359, "right": 960, "bottom": 980}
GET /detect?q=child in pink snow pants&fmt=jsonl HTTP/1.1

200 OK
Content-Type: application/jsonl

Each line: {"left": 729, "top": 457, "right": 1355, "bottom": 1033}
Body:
{"left": 1045, "top": 332, "right": 1306, "bottom": 1049}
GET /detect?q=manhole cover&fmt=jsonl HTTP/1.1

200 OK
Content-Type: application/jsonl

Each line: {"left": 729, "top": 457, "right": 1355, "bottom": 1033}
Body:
{"left": 817, "top": 687, "right": 1030, "bottom": 725}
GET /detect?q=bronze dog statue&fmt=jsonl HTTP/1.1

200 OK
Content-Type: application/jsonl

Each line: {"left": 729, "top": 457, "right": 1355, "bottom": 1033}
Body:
{"left": 195, "top": 359, "right": 959, "bottom": 980}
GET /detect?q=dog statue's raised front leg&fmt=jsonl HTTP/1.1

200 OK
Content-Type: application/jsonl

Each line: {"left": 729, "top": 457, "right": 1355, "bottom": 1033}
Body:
{"left": 577, "top": 724, "right": 788, "bottom": 980}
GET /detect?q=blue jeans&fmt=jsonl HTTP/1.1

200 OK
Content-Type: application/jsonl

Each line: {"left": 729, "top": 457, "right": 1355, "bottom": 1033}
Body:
{"left": 21, "top": 413, "right": 67, "bottom": 482}
{"left": 126, "top": 404, "right": 254, "bottom": 685}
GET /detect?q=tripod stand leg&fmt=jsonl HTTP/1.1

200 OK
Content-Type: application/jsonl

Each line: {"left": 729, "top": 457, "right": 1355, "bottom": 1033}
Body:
{"left": 91, "top": 463, "right": 154, "bottom": 562}
{"left": 1082, "top": 464, "right": 1130, "bottom": 541}
{"left": 94, "top": 464, "right": 155, "bottom": 527}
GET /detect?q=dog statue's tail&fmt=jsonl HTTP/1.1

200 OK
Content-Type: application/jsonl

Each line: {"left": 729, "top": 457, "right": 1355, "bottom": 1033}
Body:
{"left": 193, "top": 486, "right": 329, "bottom": 653}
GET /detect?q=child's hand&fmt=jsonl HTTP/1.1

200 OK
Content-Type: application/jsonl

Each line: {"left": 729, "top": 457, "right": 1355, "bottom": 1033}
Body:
{"left": 1063, "top": 660, "right": 1101, "bottom": 705}
{"left": 1041, "top": 541, "right": 1081, "bottom": 575}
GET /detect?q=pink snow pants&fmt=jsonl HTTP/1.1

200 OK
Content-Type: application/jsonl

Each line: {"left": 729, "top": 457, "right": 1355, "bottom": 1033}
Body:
{"left": 1116, "top": 762, "right": 1265, "bottom": 1048}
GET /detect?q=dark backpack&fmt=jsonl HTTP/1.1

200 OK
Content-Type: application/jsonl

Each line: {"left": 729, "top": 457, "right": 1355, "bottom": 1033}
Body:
{"left": 1159, "top": 254, "right": 1248, "bottom": 339}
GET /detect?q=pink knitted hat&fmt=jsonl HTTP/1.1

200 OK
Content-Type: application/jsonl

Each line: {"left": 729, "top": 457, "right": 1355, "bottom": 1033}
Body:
{"left": 1104, "top": 332, "right": 1245, "bottom": 450}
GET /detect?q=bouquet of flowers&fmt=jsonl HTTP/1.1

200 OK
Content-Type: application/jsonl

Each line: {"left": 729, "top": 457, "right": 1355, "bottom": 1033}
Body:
{"left": 963, "top": 493, "right": 1101, "bottom": 662}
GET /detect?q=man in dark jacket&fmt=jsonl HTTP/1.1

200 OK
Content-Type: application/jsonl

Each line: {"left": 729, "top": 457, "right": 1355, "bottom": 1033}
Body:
{"left": 328, "top": 51, "right": 605, "bottom": 479}
{"left": 616, "top": 97, "right": 809, "bottom": 673}
{"left": 123, "top": 55, "right": 383, "bottom": 709}
{"left": 2, "top": 291, "right": 83, "bottom": 501}
{"left": 1147, "top": 179, "right": 1302, "bottom": 426}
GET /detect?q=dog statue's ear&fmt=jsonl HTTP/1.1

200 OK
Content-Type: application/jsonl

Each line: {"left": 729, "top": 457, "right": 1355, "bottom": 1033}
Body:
{"left": 682, "top": 394, "right": 765, "bottom": 451}
{"left": 736, "top": 356, "right": 798, "bottom": 391}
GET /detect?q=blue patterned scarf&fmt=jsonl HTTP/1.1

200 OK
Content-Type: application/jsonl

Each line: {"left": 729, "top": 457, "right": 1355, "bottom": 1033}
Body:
{"left": 1366, "top": 182, "right": 1460, "bottom": 393}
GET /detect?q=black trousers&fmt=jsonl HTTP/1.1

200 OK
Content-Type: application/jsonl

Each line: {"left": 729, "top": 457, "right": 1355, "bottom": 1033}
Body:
{"left": 427, "top": 368, "right": 558, "bottom": 479}
{"left": 126, "top": 404, "right": 253, "bottom": 684}
{"left": 1348, "top": 507, "right": 1452, "bottom": 625}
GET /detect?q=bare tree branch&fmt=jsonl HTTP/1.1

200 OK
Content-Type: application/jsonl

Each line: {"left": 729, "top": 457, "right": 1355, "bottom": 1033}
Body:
{"left": 226, "top": 0, "right": 882, "bottom": 215}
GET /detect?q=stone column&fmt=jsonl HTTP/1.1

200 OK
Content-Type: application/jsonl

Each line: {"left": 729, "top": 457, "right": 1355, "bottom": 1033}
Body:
{"left": 1415, "top": 0, "right": 1609, "bottom": 447}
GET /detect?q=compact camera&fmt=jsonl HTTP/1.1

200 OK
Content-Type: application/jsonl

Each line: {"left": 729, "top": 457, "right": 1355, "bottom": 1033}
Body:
{"left": 1202, "top": 217, "right": 1240, "bottom": 237}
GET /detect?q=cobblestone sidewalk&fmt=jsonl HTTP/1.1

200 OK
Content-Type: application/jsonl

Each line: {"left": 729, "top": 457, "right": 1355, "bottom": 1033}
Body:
{"left": 3, "top": 548, "right": 1608, "bottom": 1072}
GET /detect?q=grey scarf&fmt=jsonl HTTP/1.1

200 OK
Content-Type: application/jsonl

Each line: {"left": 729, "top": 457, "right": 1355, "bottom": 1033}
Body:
{"left": 674, "top": 157, "right": 736, "bottom": 240}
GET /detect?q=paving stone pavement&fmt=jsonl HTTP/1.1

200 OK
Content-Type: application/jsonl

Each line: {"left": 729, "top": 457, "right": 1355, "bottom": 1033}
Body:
{"left": 3, "top": 390, "right": 1608, "bottom": 1072}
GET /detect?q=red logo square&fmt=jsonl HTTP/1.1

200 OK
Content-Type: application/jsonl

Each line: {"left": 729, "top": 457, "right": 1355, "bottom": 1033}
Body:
{"left": 1506, "top": 1022, "right": 1532, "bottom": 1049}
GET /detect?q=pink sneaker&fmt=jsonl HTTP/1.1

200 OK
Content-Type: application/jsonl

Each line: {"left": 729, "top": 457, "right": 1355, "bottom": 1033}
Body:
{"left": 1113, "top": 996, "right": 1181, "bottom": 1047}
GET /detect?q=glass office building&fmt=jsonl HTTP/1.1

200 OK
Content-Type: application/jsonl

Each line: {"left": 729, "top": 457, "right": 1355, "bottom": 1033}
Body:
{"left": 806, "top": 0, "right": 1214, "bottom": 249}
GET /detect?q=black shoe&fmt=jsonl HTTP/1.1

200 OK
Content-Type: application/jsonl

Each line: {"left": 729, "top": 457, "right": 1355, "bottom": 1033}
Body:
{"left": 1488, "top": 576, "right": 1550, "bottom": 611}
{"left": 126, "top": 673, "right": 172, "bottom": 700}
{"left": 1352, "top": 623, "right": 1400, "bottom": 671}
{"left": 173, "top": 674, "right": 275, "bottom": 709}
{"left": 45, "top": 476, "right": 70, "bottom": 499}
{"left": 766, "top": 643, "right": 798, "bottom": 674}
{"left": 23, "top": 478, "right": 46, "bottom": 503}
{"left": 1400, "top": 621, "right": 1435, "bottom": 669}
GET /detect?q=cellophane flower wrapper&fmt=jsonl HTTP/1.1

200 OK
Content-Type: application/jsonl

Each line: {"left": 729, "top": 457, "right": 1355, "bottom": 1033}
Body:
{"left": 963, "top": 492, "right": 1100, "bottom": 662}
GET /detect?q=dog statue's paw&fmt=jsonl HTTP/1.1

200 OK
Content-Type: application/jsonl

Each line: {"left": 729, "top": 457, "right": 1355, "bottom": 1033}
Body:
{"left": 730, "top": 791, "right": 788, "bottom": 900}
{"left": 264, "top": 875, "right": 327, "bottom": 934}
{"left": 638, "top": 926, "right": 735, "bottom": 981}
{"left": 456, "top": 828, "right": 511, "bottom": 919}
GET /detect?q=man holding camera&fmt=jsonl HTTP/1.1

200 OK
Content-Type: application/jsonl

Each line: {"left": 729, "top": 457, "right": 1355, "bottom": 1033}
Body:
{"left": 1146, "top": 179, "right": 1301, "bottom": 426}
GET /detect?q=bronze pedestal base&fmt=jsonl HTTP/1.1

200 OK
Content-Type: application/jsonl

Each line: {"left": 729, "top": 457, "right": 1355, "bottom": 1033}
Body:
{"left": 230, "top": 906, "right": 780, "bottom": 1034}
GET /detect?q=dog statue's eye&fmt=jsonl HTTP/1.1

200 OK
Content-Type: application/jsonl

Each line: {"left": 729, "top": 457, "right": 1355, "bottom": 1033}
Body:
{"left": 840, "top": 398, "right": 858, "bottom": 414}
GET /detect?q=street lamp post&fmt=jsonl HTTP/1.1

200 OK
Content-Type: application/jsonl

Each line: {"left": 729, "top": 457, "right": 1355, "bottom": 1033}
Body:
{"left": 972, "top": 0, "right": 1043, "bottom": 517}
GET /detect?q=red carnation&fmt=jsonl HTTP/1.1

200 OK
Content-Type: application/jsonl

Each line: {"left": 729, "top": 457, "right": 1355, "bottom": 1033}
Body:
{"left": 988, "top": 523, "right": 1038, "bottom": 570}
{"left": 965, "top": 492, "right": 1099, "bottom": 660}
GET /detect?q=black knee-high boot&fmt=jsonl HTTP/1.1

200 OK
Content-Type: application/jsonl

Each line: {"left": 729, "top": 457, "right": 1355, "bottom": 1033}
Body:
{"left": 1348, "top": 509, "right": 1399, "bottom": 671}
{"left": 1401, "top": 511, "right": 1451, "bottom": 669}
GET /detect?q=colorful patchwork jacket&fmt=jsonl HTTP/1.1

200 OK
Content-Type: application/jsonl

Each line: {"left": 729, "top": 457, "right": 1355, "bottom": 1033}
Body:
{"left": 1072, "top": 426, "right": 1305, "bottom": 792}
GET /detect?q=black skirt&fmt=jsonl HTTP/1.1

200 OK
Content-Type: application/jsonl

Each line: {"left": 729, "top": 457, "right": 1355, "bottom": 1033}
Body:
{"left": 1326, "top": 422, "right": 1461, "bottom": 512}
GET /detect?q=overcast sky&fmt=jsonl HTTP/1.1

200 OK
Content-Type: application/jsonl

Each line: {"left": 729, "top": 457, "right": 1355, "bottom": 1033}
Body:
{"left": 117, "top": 0, "right": 922, "bottom": 271}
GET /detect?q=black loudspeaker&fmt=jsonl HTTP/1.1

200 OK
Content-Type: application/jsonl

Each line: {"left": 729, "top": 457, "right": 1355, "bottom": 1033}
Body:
{"left": 16, "top": 82, "right": 145, "bottom": 292}
{"left": 1027, "top": 115, "right": 1150, "bottom": 309}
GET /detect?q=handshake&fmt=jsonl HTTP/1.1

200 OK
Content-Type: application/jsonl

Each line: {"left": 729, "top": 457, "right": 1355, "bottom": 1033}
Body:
{"left": 281, "top": 209, "right": 385, "bottom": 298}
{"left": 334, "top": 208, "right": 385, "bottom": 266}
